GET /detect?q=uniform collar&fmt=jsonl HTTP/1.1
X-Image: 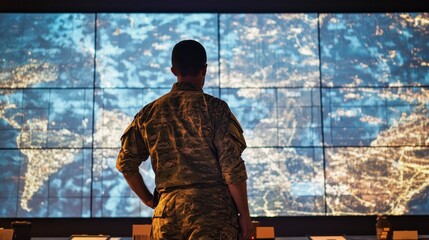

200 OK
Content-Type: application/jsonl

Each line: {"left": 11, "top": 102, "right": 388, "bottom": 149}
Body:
{"left": 171, "top": 82, "right": 203, "bottom": 92}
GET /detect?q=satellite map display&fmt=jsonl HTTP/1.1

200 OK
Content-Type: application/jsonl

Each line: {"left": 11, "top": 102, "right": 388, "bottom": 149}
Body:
{"left": 0, "top": 13, "right": 428, "bottom": 217}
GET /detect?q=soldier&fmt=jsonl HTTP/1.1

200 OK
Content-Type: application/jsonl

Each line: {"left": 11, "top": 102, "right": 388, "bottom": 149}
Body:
{"left": 116, "top": 39, "right": 252, "bottom": 240}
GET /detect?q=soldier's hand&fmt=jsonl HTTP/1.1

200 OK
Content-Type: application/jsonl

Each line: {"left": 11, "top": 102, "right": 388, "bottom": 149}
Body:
{"left": 143, "top": 197, "right": 156, "bottom": 209}
{"left": 238, "top": 213, "right": 252, "bottom": 240}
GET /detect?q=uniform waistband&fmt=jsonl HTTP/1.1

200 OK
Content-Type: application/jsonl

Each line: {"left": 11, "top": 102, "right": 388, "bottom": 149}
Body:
{"left": 158, "top": 181, "right": 226, "bottom": 193}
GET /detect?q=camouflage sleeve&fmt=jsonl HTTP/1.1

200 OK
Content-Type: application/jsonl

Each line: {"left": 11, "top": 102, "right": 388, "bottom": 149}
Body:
{"left": 116, "top": 118, "right": 149, "bottom": 176}
{"left": 214, "top": 105, "right": 248, "bottom": 184}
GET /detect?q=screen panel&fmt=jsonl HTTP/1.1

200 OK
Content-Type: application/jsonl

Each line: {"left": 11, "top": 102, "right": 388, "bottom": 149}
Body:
{"left": 96, "top": 13, "right": 219, "bottom": 88}
{"left": 320, "top": 13, "right": 429, "bottom": 87}
{"left": 220, "top": 14, "right": 320, "bottom": 88}
{"left": 325, "top": 147, "right": 429, "bottom": 215}
{"left": 322, "top": 87, "right": 429, "bottom": 147}
{"left": 15, "top": 149, "right": 92, "bottom": 217}
{"left": 0, "top": 14, "right": 95, "bottom": 88}
{"left": 245, "top": 147, "right": 325, "bottom": 216}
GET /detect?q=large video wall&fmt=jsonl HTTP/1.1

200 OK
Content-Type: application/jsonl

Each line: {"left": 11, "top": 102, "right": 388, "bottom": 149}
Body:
{"left": 0, "top": 13, "right": 428, "bottom": 218}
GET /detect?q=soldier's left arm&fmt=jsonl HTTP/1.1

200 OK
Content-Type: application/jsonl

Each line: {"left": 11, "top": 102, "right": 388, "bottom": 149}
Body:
{"left": 215, "top": 110, "right": 248, "bottom": 184}
{"left": 228, "top": 180, "right": 252, "bottom": 240}
{"left": 214, "top": 109, "right": 252, "bottom": 238}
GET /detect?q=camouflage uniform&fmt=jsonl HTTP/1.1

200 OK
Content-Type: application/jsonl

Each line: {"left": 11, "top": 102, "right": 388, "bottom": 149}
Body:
{"left": 116, "top": 82, "right": 247, "bottom": 239}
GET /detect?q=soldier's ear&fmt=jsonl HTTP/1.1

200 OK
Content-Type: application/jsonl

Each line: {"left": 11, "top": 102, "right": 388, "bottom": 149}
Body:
{"left": 171, "top": 66, "right": 179, "bottom": 76}
{"left": 201, "top": 64, "right": 207, "bottom": 76}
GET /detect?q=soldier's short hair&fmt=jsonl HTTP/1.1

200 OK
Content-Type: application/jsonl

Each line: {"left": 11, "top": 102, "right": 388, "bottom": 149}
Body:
{"left": 172, "top": 40, "right": 207, "bottom": 77}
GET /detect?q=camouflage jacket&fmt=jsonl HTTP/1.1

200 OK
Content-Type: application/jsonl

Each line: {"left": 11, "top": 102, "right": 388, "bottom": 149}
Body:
{"left": 116, "top": 82, "right": 247, "bottom": 192}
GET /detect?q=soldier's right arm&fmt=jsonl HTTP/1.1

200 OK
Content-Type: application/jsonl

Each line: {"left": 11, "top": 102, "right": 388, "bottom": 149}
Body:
{"left": 116, "top": 118, "right": 155, "bottom": 208}
{"left": 116, "top": 118, "right": 149, "bottom": 175}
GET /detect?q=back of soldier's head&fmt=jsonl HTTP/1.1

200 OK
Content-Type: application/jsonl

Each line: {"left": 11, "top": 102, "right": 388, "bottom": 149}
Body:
{"left": 171, "top": 40, "right": 207, "bottom": 77}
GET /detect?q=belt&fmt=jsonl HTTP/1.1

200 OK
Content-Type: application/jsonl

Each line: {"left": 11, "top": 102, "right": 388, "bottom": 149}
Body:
{"left": 159, "top": 181, "right": 226, "bottom": 193}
